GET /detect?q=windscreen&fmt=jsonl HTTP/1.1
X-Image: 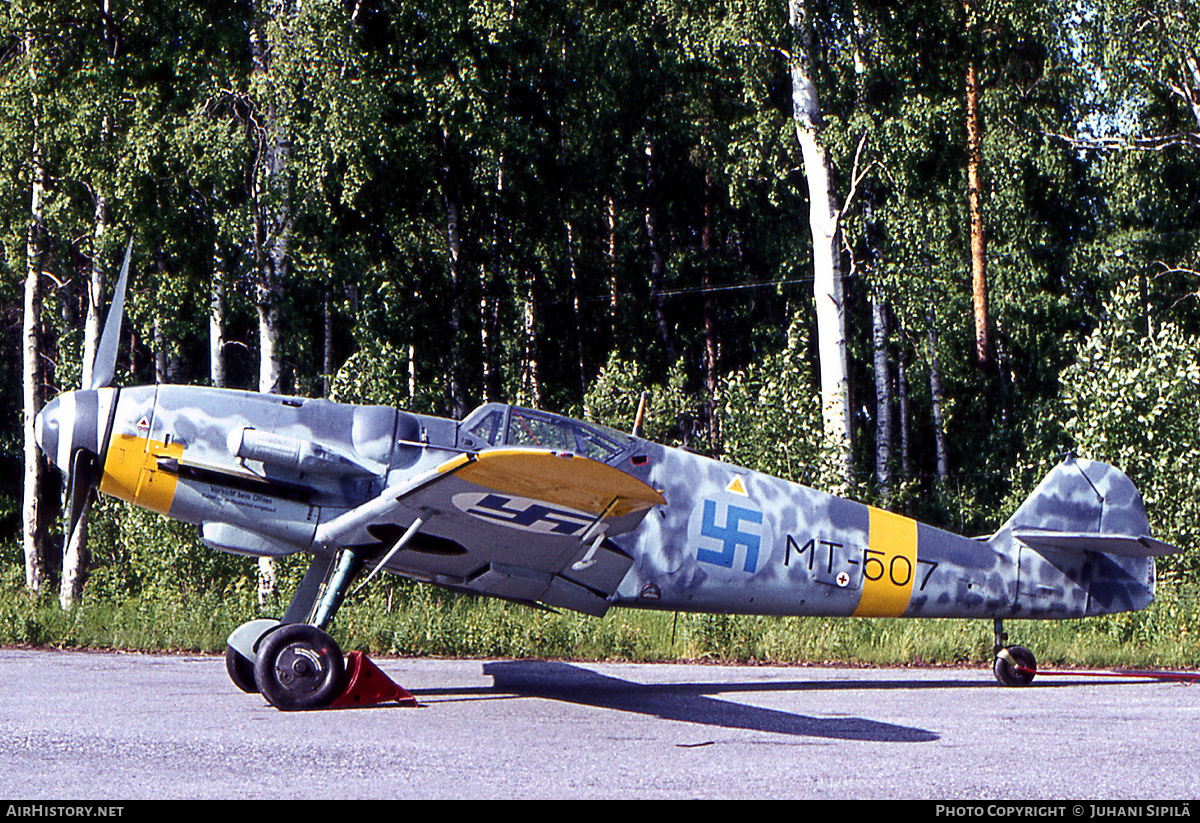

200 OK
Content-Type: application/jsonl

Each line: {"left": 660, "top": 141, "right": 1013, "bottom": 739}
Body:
{"left": 505, "top": 407, "right": 632, "bottom": 463}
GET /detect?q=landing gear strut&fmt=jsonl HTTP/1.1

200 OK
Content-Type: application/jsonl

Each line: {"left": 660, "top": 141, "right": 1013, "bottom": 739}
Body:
{"left": 992, "top": 618, "right": 1036, "bottom": 687}
{"left": 247, "top": 549, "right": 366, "bottom": 710}
{"left": 223, "top": 523, "right": 424, "bottom": 711}
{"left": 225, "top": 547, "right": 405, "bottom": 710}
{"left": 236, "top": 549, "right": 361, "bottom": 710}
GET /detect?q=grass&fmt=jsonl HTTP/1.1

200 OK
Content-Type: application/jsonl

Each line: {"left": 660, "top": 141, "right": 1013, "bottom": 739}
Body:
{"left": 3, "top": 574, "right": 1197, "bottom": 672}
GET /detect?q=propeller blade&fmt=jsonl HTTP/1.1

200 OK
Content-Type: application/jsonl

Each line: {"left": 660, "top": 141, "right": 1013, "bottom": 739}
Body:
{"left": 89, "top": 238, "right": 133, "bottom": 391}
{"left": 59, "top": 450, "right": 95, "bottom": 585}
{"left": 64, "top": 448, "right": 99, "bottom": 541}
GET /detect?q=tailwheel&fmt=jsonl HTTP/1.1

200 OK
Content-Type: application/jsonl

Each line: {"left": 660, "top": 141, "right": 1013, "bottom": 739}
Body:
{"left": 993, "top": 645, "right": 1037, "bottom": 687}
{"left": 253, "top": 623, "right": 346, "bottom": 711}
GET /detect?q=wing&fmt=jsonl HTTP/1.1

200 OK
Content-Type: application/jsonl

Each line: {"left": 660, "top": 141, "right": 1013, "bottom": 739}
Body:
{"left": 316, "top": 448, "right": 665, "bottom": 616}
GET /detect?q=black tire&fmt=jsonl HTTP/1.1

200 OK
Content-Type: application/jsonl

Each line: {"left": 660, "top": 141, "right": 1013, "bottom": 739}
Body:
{"left": 225, "top": 644, "right": 259, "bottom": 694}
{"left": 993, "top": 645, "right": 1037, "bottom": 687}
{"left": 253, "top": 623, "right": 345, "bottom": 711}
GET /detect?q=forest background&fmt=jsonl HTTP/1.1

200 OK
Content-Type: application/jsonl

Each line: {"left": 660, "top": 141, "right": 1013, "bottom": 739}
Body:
{"left": 1, "top": 0, "right": 1199, "bottom": 669}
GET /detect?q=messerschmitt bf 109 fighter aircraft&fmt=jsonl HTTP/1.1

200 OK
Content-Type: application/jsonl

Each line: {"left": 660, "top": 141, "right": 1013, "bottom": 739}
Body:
{"left": 35, "top": 244, "right": 1182, "bottom": 709}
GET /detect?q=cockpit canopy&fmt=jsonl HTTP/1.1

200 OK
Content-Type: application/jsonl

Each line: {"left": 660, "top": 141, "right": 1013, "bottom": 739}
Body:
{"left": 457, "top": 403, "right": 634, "bottom": 464}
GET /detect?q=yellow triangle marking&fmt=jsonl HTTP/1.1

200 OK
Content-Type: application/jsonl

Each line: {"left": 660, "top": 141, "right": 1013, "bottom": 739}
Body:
{"left": 726, "top": 476, "right": 748, "bottom": 496}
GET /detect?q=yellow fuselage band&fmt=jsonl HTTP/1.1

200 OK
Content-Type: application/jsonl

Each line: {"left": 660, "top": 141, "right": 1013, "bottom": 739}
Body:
{"left": 853, "top": 507, "right": 918, "bottom": 617}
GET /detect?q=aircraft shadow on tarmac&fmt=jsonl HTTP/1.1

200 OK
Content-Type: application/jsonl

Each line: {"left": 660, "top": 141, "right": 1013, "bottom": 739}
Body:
{"left": 418, "top": 660, "right": 946, "bottom": 743}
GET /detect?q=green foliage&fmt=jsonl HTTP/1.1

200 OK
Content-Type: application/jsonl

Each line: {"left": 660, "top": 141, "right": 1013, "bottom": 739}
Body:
{"left": 1060, "top": 282, "right": 1200, "bottom": 581}
{"left": 719, "top": 311, "right": 844, "bottom": 489}
{"left": 583, "top": 352, "right": 704, "bottom": 447}
{"left": 328, "top": 335, "right": 436, "bottom": 412}
{"left": 4, "top": 0, "right": 1200, "bottom": 672}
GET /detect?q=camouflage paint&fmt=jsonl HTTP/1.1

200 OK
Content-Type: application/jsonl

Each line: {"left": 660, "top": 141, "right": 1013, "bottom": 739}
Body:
{"left": 35, "top": 388, "right": 1169, "bottom": 624}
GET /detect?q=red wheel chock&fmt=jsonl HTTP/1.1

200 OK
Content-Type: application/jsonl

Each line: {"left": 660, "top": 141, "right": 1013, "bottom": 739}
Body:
{"left": 331, "top": 651, "right": 419, "bottom": 709}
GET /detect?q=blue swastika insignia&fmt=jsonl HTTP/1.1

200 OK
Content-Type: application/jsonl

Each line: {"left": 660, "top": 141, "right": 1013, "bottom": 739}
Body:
{"left": 696, "top": 499, "right": 764, "bottom": 573}
{"left": 452, "top": 491, "right": 593, "bottom": 536}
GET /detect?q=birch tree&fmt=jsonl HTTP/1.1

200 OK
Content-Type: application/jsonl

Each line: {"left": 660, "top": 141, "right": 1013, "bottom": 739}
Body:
{"left": 788, "top": 0, "right": 852, "bottom": 483}
{"left": 22, "top": 111, "right": 48, "bottom": 593}
{"left": 60, "top": 0, "right": 123, "bottom": 610}
{"left": 9, "top": 3, "right": 54, "bottom": 593}
{"left": 1051, "top": 0, "right": 1200, "bottom": 151}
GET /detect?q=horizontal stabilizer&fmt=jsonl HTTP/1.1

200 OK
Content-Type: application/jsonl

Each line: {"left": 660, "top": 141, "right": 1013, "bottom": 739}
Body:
{"left": 1013, "top": 529, "right": 1181, "bottom": 558}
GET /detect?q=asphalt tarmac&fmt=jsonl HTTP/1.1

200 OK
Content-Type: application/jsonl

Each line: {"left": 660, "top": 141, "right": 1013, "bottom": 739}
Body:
{"left": 1, "top": 648, "right": 1196, "bottom": 799}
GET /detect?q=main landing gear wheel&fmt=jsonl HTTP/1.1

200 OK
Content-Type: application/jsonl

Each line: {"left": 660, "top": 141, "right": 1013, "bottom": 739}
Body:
{"left": 253, "top": 623, "right": 346, "bottom": 711}
{"left": 993, "top": 645, "right": 1037, "bottom": 687}
{"left": 224, "top": 618, "right": 283, "bottom": 695}
{"left": 225, "top": 645, "right": 259, "bottom": 694}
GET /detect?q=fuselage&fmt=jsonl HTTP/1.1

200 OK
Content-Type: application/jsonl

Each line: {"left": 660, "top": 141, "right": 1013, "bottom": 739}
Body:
{"left": 35, "top": 384, "right": 1155, "bottom": 622}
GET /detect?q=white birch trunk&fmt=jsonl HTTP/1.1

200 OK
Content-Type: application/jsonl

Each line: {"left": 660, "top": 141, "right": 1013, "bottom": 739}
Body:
{"left": 62, "top": 0, "right": 119, "bottom": 604}
{"left": 23, "top": 30, "right": 48, "bottom": 593}
{"left": 789, "top": 0, "right": 852, "bottom": 483}
{"left": 256, "top": 271, "right": 281, "bottom": 605}
{"left": 250, "top": 0, "right": 289, "bottom": 607}
{"left": 23, "top": 202, "right": 46, "bottom": 593}
{"left": 257, "top": 281, "right": 283, "bottom": 394}
{"left": 154, "top": 314, "right": 168, "bottom": 384}
{"left": 59, "top": 498, "right": 92, "bottom": 610}
{"left": 1185, "top": 52, "right": 1200, "bottom": 131}
{"left": 81, "top": 196, "right": 106, "bottom": 389}
{"left": 258, "top": 130, "right": 287, "bottom": 398}
{"left": 928, "top": 308, "right": 949, "bottom": 479}
{"left": 61, "top": 192, "right": 109, "bottom": 609}
{"left": 872, "top": 292, "right": 891, "bottom": 501}
{"left": 210, "top": 244, "right": 228, "bottom": 388}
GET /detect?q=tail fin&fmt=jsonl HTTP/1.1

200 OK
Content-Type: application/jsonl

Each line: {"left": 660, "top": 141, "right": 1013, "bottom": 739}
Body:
{"left": 997, "top": 456, "right": 1176, "bottom": 557}
{"left": 991, "top": 457, "right": 1178, "bottom": 617}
